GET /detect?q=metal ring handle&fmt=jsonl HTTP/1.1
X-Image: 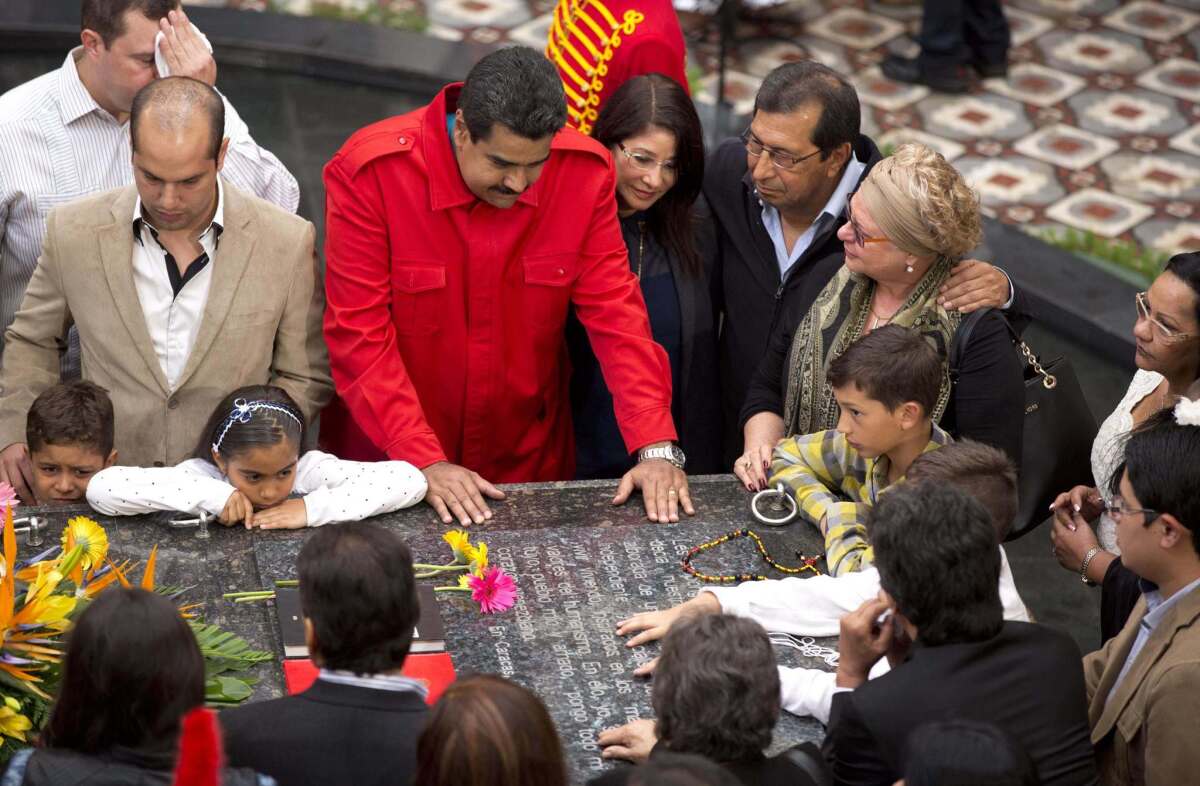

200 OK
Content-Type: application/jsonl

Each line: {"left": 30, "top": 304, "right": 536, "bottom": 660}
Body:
{"left": 751, "top": 483, "right": 799, "bottom": 526}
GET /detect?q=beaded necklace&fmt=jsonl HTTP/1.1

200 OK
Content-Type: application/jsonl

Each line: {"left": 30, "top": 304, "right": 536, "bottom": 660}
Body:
{"left": 681, "top": 528, "right": 821, "bottom": 583}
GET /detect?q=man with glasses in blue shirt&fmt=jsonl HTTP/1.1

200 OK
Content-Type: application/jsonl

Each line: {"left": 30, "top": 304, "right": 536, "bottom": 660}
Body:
{"left": 702, "top": 60, "right": 1017, "bottom": 475}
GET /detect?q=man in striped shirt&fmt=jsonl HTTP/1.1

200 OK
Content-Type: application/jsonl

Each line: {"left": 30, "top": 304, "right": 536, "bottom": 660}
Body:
{"left": 0, "top": 0, "right": 299, "bottom": 370}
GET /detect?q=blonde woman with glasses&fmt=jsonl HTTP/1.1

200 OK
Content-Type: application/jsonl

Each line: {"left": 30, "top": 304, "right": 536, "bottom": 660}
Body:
{"left": 1051, "top": 254, "right": 1200, "bottom": 634}
{"left": 735, "top": 142, "right": 1024, "bottom": 494}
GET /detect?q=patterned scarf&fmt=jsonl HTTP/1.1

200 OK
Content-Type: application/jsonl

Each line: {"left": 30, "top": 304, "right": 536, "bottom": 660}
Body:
{"left": 782, "top": 258, "right": 961, "bottom": 437}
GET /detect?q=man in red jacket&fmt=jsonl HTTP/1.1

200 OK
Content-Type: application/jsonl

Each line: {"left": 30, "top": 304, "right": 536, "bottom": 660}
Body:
{"left": 322, "top": 46, "right": 692, "bottom": 527}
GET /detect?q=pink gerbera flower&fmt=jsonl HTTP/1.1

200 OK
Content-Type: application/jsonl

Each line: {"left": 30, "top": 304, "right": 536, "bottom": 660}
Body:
{"left": 467, "top": 567, "right": 517, "bottom": 614}
{"left": 0, "top": 485, "right": 19, "bottom": 510}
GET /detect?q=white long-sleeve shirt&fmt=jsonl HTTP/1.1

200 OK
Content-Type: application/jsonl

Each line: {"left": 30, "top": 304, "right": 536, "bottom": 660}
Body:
{"left": 86, "top": 451, "right": 426, "bottom": 526}
{"left": 706, "top": 547, "right": 1031, "bottom": 723}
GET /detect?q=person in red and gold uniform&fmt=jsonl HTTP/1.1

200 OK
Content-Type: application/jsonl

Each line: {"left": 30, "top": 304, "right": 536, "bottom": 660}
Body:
{"left": 321, "top": 47, "right": 693, "bottom": 528}
{"left": 547, "top": 0, "right": 689, "bottom": 134}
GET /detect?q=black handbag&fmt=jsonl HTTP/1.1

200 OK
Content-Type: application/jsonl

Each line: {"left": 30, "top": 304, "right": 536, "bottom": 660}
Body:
{"left": 951, "top": 310, "right": 1098, "bottom": 540}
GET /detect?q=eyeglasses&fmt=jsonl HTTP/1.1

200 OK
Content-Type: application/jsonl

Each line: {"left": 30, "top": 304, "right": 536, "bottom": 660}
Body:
{"left": 1135, "top": 291, "right": 1196, "bottom": 344}
{"left": 618, "top": 144, "right": 677, "bottom": 176}
{"left": 843, "top": 203, "right": 890, "bottom": 247}
{"left": 741, "top": 129, "right": 822, "bottom": 171}
{"left": 1101, "top": 497, "right": 1160, "bottom": 524}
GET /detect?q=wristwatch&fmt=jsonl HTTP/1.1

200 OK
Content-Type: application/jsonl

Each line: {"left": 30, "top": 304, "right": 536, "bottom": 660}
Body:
{"left": 638, "top": 443, "right": 686, "bottom": 470}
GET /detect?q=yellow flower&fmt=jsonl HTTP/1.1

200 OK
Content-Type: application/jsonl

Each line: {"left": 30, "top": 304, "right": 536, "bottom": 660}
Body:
{"left": 62, "top": 517, "right": 108, "bottom": 572}
{"left": 467, "top": 541, "right": 488, "bottom": 577}
{"left": 457, "top": 574, "right": 471, "bottom": 589}
{"left": 0, "top": 704, "right": 32, "bottom": 741}
{"left": 442, "top": 530, "right": 471, "bottom": 565}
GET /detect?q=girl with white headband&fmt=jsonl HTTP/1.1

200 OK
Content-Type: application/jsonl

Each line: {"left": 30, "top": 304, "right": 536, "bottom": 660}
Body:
{"left": 86, "top": 385, "right": 426, "bottom": 529}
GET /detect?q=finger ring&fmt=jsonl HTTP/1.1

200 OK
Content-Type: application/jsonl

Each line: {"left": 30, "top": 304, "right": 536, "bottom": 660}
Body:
{"left": 668, "top": 488, "right": 677, "bottom": 496}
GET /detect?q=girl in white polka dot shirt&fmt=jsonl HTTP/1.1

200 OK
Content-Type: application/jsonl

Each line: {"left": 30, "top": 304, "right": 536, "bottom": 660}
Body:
{"left": 86, "top": 385, "right": 427, "bottom": 529}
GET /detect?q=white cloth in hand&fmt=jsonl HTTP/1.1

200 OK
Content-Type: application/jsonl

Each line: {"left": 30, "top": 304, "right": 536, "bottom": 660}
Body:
{"left": 154, "top": 27, "right": 214, "bottom": 77}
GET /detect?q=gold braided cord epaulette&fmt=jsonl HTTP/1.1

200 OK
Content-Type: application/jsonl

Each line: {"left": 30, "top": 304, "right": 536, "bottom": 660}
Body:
{"left": 548, "top": 0, "right": 646, "bottom": 134}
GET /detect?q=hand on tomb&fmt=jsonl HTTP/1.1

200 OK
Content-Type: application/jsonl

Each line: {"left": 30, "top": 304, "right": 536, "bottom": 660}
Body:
{"left": 632, "top": 656, "right": 658, "bottom": 677}
{"left": 835, "top": 596, "right": 895, "bottom": 690}
{"left": 737, "top": 412, "right": 785, "bottom": 491}
{"left": 158, "top": 9, "right": 217, "bottom": 86}
{"left": 614, "top": 460, "right": 694, "bottom": 523}
{"left": 0, "top": 442, "right": 35, "bottom": 505}
{"left": 422, "top": 461, "right": 506, "bottom": 526}
{"left": 617, "top": 592, "right": 721, "bottom": 654}
{"left": 937, "top": 259, "right": 1010, "bottom": 312}
{"left": 219, "top": 490, "right": 255, "bottom": 529}
{"left": 254, "top": 498, "right": 309, "bottom": 530}
{"left": 598, "top": 718, "right": 657, "bottom": 763}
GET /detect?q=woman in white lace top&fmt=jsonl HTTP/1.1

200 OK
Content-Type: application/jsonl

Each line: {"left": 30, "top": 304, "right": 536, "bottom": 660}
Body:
{"left": 1051, "top": 254, "right": 1200, "bottom": 581}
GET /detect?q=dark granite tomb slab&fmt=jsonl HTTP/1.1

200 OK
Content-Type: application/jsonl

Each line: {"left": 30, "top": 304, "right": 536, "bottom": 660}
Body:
{"left": 22, "top": 476, "right": 833, "bottom": 784}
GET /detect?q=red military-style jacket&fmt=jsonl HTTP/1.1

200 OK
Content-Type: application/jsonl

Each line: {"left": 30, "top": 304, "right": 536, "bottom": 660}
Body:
{"left": 547, "top": 0, "right": 689, "bottom": 134}
{"left": 320, "top": 84, "right": 677, "bottom": 482}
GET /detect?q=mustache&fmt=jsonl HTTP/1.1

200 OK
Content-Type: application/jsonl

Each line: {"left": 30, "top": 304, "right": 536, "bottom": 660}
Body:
{"left": 491, "top": 185, "right": 521, "bottom": 196}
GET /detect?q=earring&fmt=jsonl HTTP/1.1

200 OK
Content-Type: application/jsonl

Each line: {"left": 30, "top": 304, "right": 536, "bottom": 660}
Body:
{"left": 905, "top": 262, "right": 914, "bottom": 274}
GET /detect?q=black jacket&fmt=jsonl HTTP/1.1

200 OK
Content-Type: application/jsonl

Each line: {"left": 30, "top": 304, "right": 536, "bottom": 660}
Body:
{"left": 7, "top": 747, "right": 264, "bottom": 786}
{"left": 589, "top": 742, "right": 828, "bottom": 786}
{"left": 568, "top": 211, "right": 723, "bottom": 477}
{"left": 220, "top": 678, "right": 429, "bottom": 786}
{"left": 702, "top": 135, "right": 884, "bottom": 463}
{"left": 824, "top": 621, "right": 1099, "bottom": 786}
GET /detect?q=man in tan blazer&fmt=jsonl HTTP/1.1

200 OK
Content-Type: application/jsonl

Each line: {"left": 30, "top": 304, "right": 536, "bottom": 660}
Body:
{"left": 0, "top": 76, "right": 331, "bottom": 502}
{"left": 1082, "top": 409, "right": 1200, "bottom": 786}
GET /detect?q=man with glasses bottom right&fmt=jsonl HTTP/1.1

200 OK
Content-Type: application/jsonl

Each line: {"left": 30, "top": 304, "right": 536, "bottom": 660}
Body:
{"left": 1078, "top": 402, "right": 1200, "bottom": 786}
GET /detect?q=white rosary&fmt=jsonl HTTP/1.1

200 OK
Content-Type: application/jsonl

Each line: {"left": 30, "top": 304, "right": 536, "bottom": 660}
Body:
{"left": 768, "top": 632, "right": 840, "bottom": 667}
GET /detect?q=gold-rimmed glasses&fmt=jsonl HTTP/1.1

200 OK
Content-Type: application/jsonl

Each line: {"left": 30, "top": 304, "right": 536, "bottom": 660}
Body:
{"left": 843, "top": 203, "right": 890, "bottom": 247}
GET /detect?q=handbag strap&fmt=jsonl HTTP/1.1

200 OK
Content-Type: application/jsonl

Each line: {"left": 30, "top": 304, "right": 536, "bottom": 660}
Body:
{"left": 948, "top": 307, "right": 993, "bottom": 385}
{"left": 949, "top": 308, "right": 1057, "bottom": 390}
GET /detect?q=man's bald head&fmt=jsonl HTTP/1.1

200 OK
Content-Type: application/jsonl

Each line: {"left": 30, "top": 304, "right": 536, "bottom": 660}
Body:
{"left": 130, "top": 76, "right": 224, "bottom": 160}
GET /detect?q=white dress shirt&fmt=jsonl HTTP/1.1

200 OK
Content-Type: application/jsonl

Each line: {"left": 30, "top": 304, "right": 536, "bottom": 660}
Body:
{"left": 706, "top": 546, "right": 1031, "bottom": 723}
{"left": 0, "top": 49, "right": 300, "bottom": 366}
{"left": 132, "top": 181, "right": 223, "bottom": 390}
{"left": 86, "top": 450, "right": 428, "bottom": 526}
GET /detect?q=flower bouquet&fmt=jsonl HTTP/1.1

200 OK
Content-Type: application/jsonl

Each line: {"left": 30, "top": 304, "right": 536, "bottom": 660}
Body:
{"left": 0, "top": 507, "right": 270, "bottom": 764}
{"left": 418, "top": 530, "right": 518, "bottom": 614}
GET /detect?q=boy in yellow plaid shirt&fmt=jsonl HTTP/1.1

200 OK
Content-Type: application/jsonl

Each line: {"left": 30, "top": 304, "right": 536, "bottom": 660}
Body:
{"left": 770, "top": 325, "right": 950, "bottom": 576}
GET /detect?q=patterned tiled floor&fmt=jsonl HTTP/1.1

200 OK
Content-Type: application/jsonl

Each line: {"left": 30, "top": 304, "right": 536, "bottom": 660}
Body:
{"left": 213, "top": 0, "right": 1200, "bottom": 256}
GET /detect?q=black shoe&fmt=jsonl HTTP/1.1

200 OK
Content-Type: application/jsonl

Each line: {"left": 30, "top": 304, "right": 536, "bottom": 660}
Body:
{"left": 881, "top": 54, "right": 970, "bottom": 94}
{"left": 972, "top": 59, "right": 1008, "bottom": 78}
